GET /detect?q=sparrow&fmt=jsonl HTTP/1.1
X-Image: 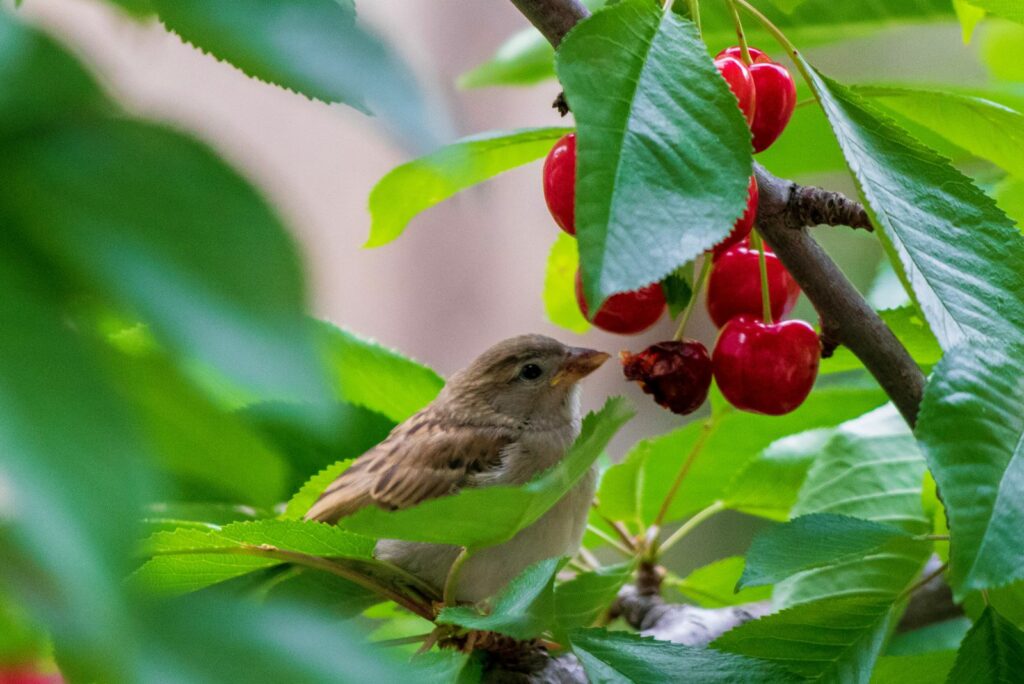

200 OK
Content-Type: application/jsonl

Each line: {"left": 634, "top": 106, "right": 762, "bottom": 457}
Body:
{"left": 305, "top": 334, "right": 609, "bottom": 603}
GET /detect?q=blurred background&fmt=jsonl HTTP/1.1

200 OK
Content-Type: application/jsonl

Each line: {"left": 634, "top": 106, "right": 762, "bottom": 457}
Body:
{"left": 12, "top": 0, "right": 992, "bottom": 569}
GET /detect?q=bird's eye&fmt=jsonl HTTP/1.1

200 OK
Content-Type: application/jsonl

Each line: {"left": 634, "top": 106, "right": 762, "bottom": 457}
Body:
{"left": 519, "top": 363, "right": 543, "bottom": 381}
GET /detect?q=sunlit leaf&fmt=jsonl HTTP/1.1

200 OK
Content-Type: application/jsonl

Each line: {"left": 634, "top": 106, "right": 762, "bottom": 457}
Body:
{"left": 366, "top": 127, "right": 571, "bottom": 246}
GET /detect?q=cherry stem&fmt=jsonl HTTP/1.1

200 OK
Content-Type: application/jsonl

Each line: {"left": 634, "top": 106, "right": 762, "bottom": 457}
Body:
{"left": 586, "top": 523, "right": 636, "bottom": 558}
{"left": 653, "top": 500, "right": 725, "bottom": 558}
{"left": 733, "top": 0, "right": 820, "bottom": 102}
{"left": 652, "top": 418, "right": 714, "bottom": 531}
{"left": 752, "top": 231, "right": 774, "bottom": 323}
{"left": 724, "top": 0, "right": 752, "bottom": 64}
{"left": 673, "top": 257, "right": 712, "bottom": 341}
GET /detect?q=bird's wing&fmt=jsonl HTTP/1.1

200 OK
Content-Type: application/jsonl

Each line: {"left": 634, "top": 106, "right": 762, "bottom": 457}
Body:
{"left": 304, "top": 410, "right": 513, "bottom": 524}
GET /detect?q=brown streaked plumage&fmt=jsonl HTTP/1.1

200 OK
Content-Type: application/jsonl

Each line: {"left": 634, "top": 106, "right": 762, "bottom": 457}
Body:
{"left": 305, "top": 334, "right": 609, "bottom": 601}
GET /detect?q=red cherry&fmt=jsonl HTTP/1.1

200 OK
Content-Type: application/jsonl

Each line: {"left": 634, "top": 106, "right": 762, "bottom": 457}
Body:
{"left": 543, "top": 133, "right": 577, "bottom": 235}
{"left": 712, "top": 317, "right": 821, "bottom": 415}
{"left": 621, "top": 340, "right": 712, "bottom": 415}
{"left": 714, "top": 56, "right": 756, "bottom": 125}
{"left": 575, "top": 271, "right": 666, "bottom": 335}
{"left": 711, "top": 175, "right": 758, "bottom": 256}
{"left": 750, "top": 63, "right": 796, "bottom": 153}
{"left": 716, "top": 46, "right": 773, "bottom": 64}
{"left": 706, "top": 245, "right": 800, "bottom": 328}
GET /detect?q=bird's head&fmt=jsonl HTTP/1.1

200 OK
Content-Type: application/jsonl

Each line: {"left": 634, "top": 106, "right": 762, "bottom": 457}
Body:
{"left": 445, "top": 334, "right": 610, "bottom": 425}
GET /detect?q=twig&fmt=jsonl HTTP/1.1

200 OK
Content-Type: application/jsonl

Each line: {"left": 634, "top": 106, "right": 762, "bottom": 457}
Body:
{"left": 586, "top": 523, "right": 636, "bottom": 558}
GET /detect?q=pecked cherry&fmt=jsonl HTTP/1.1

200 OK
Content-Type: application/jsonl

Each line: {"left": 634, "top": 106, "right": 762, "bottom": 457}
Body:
{"left": 575, "top": 270, "right": 666, "bottom": 335}
{"left": 706, "top": 244, "right": 800, "bottom": 327}
{"left": 749, "top": 62, "right": 796, "bottom": 153}
{"left": 542, "top": 133, "right": 577, "bottom": 235}
{"left": 716, "top": 46, "right": 772, "bottom": 65}
{"left": 714, "top": 56, "right": 756, "bottom": 125}
{"left": 621, "top": 340, "right": 712, "bottom": 415}
{"left": 711, "top": 175, "right": 758, "bottom": 257}
{"left": 712, "top": 317, "right": 821, "bottom": 415}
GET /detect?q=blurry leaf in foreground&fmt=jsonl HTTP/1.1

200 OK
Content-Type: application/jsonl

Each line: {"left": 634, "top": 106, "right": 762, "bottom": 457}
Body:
{"left": 0, "top": 247, "right": 151, "bottom": 681}
{"left": 1, "top": 119, "right": 331, "bottom": 407}
{"left": 150, "top": 0, "right": 447, "bottom": 151}
{"left": 0, "top": 12, "right": 110, "bottom": 132}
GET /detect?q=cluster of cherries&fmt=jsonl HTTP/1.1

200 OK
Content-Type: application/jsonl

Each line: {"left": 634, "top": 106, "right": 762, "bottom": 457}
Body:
{"left": 543, "top": 45, "right": 821, "bottom": 416}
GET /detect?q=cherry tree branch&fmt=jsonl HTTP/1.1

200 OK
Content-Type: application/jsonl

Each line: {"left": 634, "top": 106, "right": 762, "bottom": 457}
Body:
{"left": 511, "top": 0, "right": 926, "bottom": 426}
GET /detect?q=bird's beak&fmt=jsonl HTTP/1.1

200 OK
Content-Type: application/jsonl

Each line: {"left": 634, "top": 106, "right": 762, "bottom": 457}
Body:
{"left": 551, "top": 347, "right": 611, "bottom": 386}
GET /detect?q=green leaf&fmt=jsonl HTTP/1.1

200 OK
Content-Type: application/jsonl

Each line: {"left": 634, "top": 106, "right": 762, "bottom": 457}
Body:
{"left": 107, "top": 349, "right": 290, "bottom": 507}
{"left": 338, "top": 397, "right": 634, "bottom": 548}
{"left": 662, "top": 267, "right": 694, "bottom": 319}
{"left": 241, "top": 400, "right": 393, "bottom": 493}
{"left": 458, "top": 27, "right": 560, "bottom": 89}
{"left": 598, "top": 387, "right": 884, "bottom": 528}
{"left": 282, "top": 460, "right": 353, "bottom": 521}
{"left": 438, "top": 558, "right": 560, "bottom": 640}
{"left": 141, "top": 519, "right": 375, "bottom": 558}
{"left": 803, "top": 63, "right": 1024, "bottom": 350}
{"left": 0, "top": 119, "right": 330, "bottom": 405}
{"left": 916, "top": 343, "right": 1024, "bottom": 598}
{"left": 138, "top": 595, "right": 417, "bottom": 683}
{"left": 994, "top": 177, "right": 1024, "bottom": 231}
{"left": 570, "top": 628, "right": 796, "bottom": 684}
{"left": 965, "top": 0, "right": 1024, "bottom": 24}
{"left": 981, "top": 22, "right": 1024, "bottom": 81}
{"left": 947, "top": 607, "right": 1024, "bottom": 682}
{"left": 133, "top": 520, "right": 376, "bottom": 595}
{"left": 544, "top": 232, "right": 591, "bottom": 334}
{"left": 953, "top": 0, "right": 987, "bottom": 43}
{"left": 774, "top": 405, "right": 931, "bottom": 608}
{"left": 262, "top": 567, "right": 380, "bottom": 619}
{"left": 140, "top": 502, "right": 271, "bottom": 535}
{"left": 822, "top": 306, "right": 941, "bottom": 375}
{"left": 0, "top": 12, "right": 110, "bottom": 133}
{"left": 315, "top": 321, "right": 444, "bottom": 423}
{"left": 149, "top": 0, "right": 442, "bottom": 150}
{"left": 870, "top": 652, "right": 956, "bottom": 684}
{"left": 739, "top": 514, "right": 916, "bottom": 589}
{"left": 554, "top": 561, "right": 635, "bottom": 635}
{"left": 0, "top": 246, "right": 151, "bottom": 681}
{"left": 366, "top": 127, "right": 571, "bottom": 246}
{"left": 696, "top": 0, "right": 955, "bottom": 52}
{"left": 859, "top": 85, "right": 1024, "bottom": 178}
{"left": 556, "top": 1, "right": 751, "bottom": 308}
{"left": 713, "top": 596, "right": 898, "bottom": 682}
{"left": 723, "top": 428, "right": 834, "bottom": 521}
{"left": 887, "top": 617, "right": 971, "bottom": 655}
{"left": 670, "top": 557, "right": 772, "bottom": 608}
{"left": 131, "top": 554, "right": 282, "bottom": 595}
{"left": 463, "top": 0, "right": 954, "bottom": 91}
